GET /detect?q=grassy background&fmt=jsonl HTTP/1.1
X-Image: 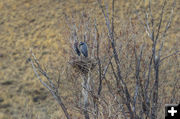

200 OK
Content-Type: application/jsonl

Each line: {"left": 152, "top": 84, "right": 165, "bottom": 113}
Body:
{"left": 0, "top": 0, "right": 179, "bottom": 118}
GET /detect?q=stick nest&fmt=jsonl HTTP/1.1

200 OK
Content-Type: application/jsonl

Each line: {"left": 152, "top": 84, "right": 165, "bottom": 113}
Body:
{"left": 69, "top": 56, "right": 97, "bottom": 74}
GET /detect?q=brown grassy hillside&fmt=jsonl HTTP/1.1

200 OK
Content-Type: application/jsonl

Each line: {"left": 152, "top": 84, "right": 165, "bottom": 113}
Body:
{"left": 0, "top": 0, "right": 179, "bottom": 118}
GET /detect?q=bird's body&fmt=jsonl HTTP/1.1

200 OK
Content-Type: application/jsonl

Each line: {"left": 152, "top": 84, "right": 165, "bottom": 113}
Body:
{"left": 79, "top": 42, "right": 88, "bottom": 57}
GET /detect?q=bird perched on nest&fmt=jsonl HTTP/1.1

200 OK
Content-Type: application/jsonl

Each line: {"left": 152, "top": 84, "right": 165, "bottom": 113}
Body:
{"left": 73, "top": 41, "right": 81, "bottom": 56}
{"left": 73, "top": 41, "right": 88, "bottom": 58}
{"left": 79, "top": 41, "right": 88, "bottom": 58}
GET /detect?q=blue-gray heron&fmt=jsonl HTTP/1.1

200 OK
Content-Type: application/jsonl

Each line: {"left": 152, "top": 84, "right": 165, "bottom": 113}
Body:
{"left": 73, "top": 41, "right": 81, "bottom": 56}
{"left": 79, "top": 41, "right": 88, "bottom": 57}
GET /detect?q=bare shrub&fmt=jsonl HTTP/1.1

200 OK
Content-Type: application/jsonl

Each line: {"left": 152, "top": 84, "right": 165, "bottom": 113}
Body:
{"left": 29, "top": 0, "right": 179, "bottom": 119}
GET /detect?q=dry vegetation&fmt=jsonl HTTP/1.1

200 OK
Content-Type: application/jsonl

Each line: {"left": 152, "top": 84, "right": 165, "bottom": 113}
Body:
{"left": 0, "top": 0, "right": 179, "bottom": 119}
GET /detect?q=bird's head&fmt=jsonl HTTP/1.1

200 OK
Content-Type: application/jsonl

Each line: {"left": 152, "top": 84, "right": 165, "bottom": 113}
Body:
{"left": 79, "top": 41, "right": 84, "bottom": 46}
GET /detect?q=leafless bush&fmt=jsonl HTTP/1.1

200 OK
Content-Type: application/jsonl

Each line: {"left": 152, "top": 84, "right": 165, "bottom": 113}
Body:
{"left": 29, "top": 0, "right": 179, "bottom": 119}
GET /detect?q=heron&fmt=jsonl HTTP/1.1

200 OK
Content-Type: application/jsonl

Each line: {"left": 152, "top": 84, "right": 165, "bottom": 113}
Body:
{"left": 73, "top": 41, "right": 81, "bottom": 56}
{"left": 79, "top": 41, "right": 88, "bottom": 57}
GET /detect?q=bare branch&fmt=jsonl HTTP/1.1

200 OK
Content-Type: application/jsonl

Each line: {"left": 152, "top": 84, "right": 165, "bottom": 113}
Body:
{"left": 145, "top": 11, "right": 152, "bottom": 39}
{"left": 155, "top": 0, "right": 167, "bottom": 42}
{"left": 31, "top": 51, "right": 56, "bottom": 90}
{"left": 160, "top": 50, "right": 180, "bottom": 63}
{"left": 29, "top": 58, "right": 53, "bottom": 92}
{"left": 111, "top": 0, "right": 115, "bottom": 41}
{"left": 133, "top": 44, "right": 144, "bottom": 113}
{"left": 95, "top": 20, "right": 102, "bottom": 96}
{"left": 148, "top": 0, "right": 154, "bottom": 28}
{"left": 29, "top": 51, "right": 71, "bottom": 119}
{"left": 97, "top": 0, "right": 112, "bottom": 37}
{"left": 161, "top": 0, "right": 176, "bottom": 38}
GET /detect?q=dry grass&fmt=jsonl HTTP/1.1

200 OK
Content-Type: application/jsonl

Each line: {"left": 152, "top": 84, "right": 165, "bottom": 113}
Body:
{"left": 0, "top": 0, "right": 179, "bottom": 118}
